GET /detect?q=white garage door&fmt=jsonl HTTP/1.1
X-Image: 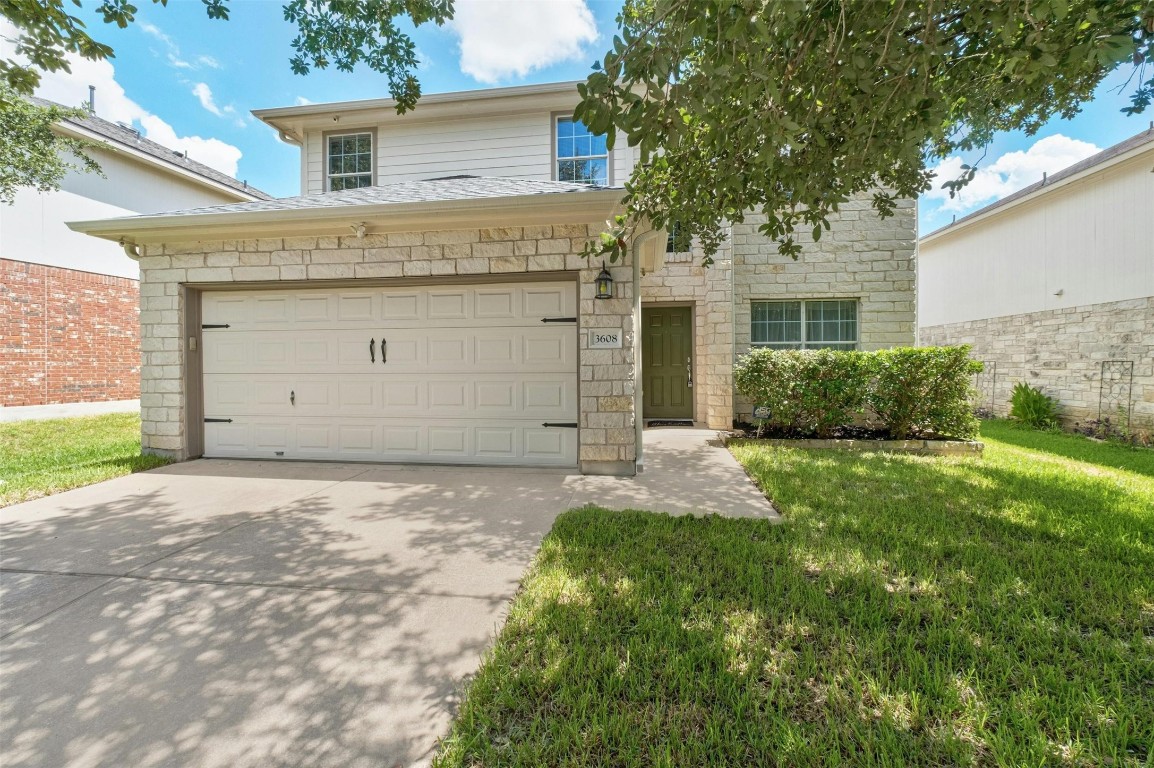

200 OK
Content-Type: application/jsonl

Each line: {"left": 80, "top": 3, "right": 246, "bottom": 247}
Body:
{"left": 200, "top": 281, "right": 578, "bottom": 466}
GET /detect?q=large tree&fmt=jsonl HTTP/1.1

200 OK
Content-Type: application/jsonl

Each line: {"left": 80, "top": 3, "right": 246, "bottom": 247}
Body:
{"left": 576, "top": 0, "right": 1153, "bottom": 262}
{"left": 2, "top": 0, "right": 1150, "bottom": 261}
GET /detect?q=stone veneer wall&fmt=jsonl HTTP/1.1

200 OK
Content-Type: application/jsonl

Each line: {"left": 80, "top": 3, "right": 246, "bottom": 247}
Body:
{"left": 639, "top": 240, "right": 734, "bottom": 429}
{"left": 731, "top": 197, "right": 918, "bottom": 422}
{"left": 135, "top": 224, "right": 637, "bottom": 472}
{"left": 919, "top": 296, "right": 1154, "bottom": 429}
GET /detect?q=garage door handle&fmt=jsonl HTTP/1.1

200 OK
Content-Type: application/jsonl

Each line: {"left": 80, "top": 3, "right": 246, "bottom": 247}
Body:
{"left": 542, "top": 422, "right": 578, "bottom": 428}
{"left": 381, "top": 337, "right": 387, "bottom": 364}
{"left": 369, "top": 338, "right": 375, "bottom": 363}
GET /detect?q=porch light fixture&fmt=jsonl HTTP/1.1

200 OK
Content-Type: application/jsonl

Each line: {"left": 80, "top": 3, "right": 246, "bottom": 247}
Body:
{"left": 594, "top": 264, "right": 614, "bottom": 299}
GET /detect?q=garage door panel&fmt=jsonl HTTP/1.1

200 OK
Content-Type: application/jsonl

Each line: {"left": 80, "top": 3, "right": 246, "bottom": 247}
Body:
{"left": 201, "top": 280, "right": 579, "bottom": 467}
{"left": 203, "top": 282, "right": 575, "bottom": 330}
{"left": 204, "top": 327, "right": 574, "bottom": 375}
{"left": 206, "top": 418, "right": 577, "bottom": 466}
{"left": 204, "top": 373, "right": 575, "bottom": 420}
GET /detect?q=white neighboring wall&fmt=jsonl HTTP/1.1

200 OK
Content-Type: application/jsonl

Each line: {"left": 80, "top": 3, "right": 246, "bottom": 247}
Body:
{"left": 1, "top": 145, "right": 249, "bottom": 279}
{"left": 918, "top": 145, "right": 1154, "bottom": 328}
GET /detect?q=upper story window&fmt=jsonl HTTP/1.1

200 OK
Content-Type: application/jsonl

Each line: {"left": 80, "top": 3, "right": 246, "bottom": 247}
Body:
{"left": 327, "top": 132, "right": 373, "bottom": 191}
{"left": 556, "top": 117, "right": 608, "bottom": 186}
{"left": 666, "top": 221, "right": 692, "bottom": 253}
{"left": 751, "top": 300, "right": 859, "bottom": 350}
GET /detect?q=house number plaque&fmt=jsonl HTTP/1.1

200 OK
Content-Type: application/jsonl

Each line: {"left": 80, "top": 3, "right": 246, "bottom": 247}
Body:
{"left": 589, "top": 329, "right": 623, "bottom": 349}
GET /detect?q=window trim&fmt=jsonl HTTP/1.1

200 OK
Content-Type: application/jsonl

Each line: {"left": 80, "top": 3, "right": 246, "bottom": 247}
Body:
{"left": 323, "top": 128, "right": 377, "bottom": 192}
{"left": 552, "top": 114, "right": 610, "bottom": 186}
{"left": 750, "top": 299, "right": 860, "bottom": 350}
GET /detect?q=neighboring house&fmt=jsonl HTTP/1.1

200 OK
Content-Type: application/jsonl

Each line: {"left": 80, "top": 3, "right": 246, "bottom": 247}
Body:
{"left": 919, "top": 128, "right": 1154, "bottom": 429}
{"left": 0, "top": 95, "right": 269, "bottom": 409}
{"left": 69, "top": 81, "right": 915, "bottom": 475}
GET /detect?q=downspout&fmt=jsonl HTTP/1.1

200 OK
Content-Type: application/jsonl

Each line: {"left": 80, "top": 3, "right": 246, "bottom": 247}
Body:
{"left": 120, "top": 238, "right": 141, "bottom": 260}
{"left": 277, "top": 130, "right": 302, "bottom": 147}
{"left": 631, "top": 228, "right": 663, "bottom": 473}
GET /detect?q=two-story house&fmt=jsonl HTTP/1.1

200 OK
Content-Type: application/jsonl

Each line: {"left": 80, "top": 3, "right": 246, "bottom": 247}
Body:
{"left": 69, "top": 81, "right": 916, "bottom": 476}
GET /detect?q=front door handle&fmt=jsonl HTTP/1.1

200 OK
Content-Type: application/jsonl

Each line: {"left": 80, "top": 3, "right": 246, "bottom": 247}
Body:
{"left": 687, "top": 356, "right": 693, "bottom": 389}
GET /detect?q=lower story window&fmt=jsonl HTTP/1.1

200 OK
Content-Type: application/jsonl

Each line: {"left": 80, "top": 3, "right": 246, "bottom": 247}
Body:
{"left": 751, "top": 299, "right": 859, "bottom": 350}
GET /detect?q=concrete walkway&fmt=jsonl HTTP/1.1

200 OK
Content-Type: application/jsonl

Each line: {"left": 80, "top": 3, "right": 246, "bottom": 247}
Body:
{"left": 569, "top": 428, "right": 778, "bottom": 519}
{"left": 0, "top": 429, "right": 774, "bottom": 768}
{"left": 0, "top": 399, "right": 140, "bottom": 422}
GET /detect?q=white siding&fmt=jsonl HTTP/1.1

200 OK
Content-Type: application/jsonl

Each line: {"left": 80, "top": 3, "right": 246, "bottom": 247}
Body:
{"left": 1, "top": 146, "right": 247, "bottom": 279}
{"left": 918, "top": 149, "right": 1154, "bottom": 328}
{"left": 301, "top": 113, "right": 638, "bottom": 194}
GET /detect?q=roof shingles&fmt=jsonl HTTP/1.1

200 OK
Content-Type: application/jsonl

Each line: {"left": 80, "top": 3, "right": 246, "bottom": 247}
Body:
{"left": 32, "top": 96, "right": 271, "bottom": 200}
{"left": 119, "top": 176, "right": 620, "bottom": 220}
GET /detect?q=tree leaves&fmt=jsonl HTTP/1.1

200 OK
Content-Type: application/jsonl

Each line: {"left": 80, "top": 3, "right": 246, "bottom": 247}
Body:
{"left": 0, "top": 84, "right": 103, "bottom": 203}
{"left": 576, "top": 0, "right": 1152, "bottom": 263}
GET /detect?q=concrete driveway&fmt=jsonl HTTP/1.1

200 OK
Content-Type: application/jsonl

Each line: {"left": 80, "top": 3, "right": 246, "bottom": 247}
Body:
{"left": 1, "top": 430, "right": 775, "bottom": 768}
{"left": 1, "top": 460, "right": 586, "bottom": 768}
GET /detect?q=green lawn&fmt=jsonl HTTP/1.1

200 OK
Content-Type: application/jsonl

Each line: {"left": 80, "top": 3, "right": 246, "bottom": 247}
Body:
{"left": 0, "top": 413, "right": 170, "bottom": 507}
{"left": 435, "top": 420, "right": 1154, "bottom": 767}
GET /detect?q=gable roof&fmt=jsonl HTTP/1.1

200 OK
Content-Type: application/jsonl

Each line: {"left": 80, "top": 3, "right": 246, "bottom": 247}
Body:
{"left": 922, "top": 127, "right": 1154, "bottom": 242}
{"left": 31, "top": 96, "right": 271, "bottom": 201}
{"left": 68, "top": 175, "right": 623, "bottom": 244}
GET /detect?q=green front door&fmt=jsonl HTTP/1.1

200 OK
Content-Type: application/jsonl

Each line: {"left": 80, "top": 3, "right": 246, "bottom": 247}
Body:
{"left": 642, "top": 306, "right": 693, "bottom": 420}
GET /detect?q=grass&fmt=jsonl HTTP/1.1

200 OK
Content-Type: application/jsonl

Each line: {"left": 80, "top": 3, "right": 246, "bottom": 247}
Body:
{"left": 0, "top": 413, "right": 170, "bottom": 507}
{"left": 435, "top": 421, "right": 1154, "bottom": 767}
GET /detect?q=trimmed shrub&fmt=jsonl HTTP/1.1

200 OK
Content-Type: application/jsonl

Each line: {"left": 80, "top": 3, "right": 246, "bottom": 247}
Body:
{"left": 867, "top": 346, "right": 983, "bottom": 440}
{"left": 734, "top": 345, "right": 983, "bottom": 440}
{"left": 734, "top": 348, "right": 869, "bottom": 437}
{"left": 1009, "top": 382, "right": 1060, "bottom": 430}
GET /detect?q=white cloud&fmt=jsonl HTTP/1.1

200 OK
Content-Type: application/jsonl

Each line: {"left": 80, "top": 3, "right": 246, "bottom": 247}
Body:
{"left": 192, "top": 82, "right": 225, "bottom": 116}
{"left": 294, "top": 96, "right": 314, "bottom": 106}
{"left": 448, "top": 0, "right": 598, "bottom": 83}
{"left": 0, "top": 22, "right": 244, "bottom": 177}
{"left": 925, "top": 134, "right": 1101, "bottom": 213}
{"left": 140, "top": 20, "right": 217, "bottom": 71}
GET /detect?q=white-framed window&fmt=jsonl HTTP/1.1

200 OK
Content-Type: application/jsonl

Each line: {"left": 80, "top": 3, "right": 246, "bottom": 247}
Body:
{"left": 666, "top": 220, "right": 692, "bottom": 253}
{"left": 751, "top": 299, "right": 859, "bottom": 350}
{"left": 326, "top": 131, "right": 374, "bottom": 191}
{"left": 556, "top": 117, "right": 608, "bottom": 185}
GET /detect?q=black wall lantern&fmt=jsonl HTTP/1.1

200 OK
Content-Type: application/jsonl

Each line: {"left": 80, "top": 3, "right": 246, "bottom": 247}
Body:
{"left": 594, "top": 264, "right": 614, "bottom": 299}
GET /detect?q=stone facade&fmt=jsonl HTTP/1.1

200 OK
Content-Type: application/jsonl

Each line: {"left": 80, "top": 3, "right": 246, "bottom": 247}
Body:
{"left": 920, "top": 296, "right": 1154, "bottom": 429}
{"left": 1, "top": 258, "right": 140, "bottom": 406}
{"left": 135, "top": 224, "right": 636, "bottom": 473}
{"left": 731, "top": 198, "right": 918, "bottom": 421}
{"left": 639, "top": 240, "right": 734, "bottom": 429}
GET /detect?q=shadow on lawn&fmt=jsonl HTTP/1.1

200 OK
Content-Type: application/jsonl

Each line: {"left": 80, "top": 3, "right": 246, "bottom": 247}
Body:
{"left": 439, "top": 448, "right": 1153, "bottom": 767}
{"left": 980, "top": 420, "right": 1154, "bottom": 477}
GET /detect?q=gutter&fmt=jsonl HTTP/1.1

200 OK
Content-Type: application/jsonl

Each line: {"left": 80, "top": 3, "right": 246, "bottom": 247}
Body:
{"left": 53, "top": 122, "right": 265, "bottom": 203}
{"left": 67, "top": 189, "right": 626, "bottom": 244}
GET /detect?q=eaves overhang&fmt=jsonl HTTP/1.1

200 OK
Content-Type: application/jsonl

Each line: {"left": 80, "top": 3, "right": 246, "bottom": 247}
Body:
{"left": 67, "top": 189, "right": 626, "bottom": 247}
{"left": 53, "top": 122, "right": 266, "bottom": 203}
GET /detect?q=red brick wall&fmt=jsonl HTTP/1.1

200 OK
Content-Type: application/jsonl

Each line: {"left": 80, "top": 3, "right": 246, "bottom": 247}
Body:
{"left": 1, "top": 259, "right": 140, "bottom": 406}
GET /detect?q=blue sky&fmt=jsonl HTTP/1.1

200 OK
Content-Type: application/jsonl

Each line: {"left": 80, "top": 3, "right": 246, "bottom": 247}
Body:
{"left": 7, "top": 0, "right": 1150, "bottom": 234}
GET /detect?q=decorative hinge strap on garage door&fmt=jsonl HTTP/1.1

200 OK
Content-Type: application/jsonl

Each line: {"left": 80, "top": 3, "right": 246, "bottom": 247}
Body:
{"left": 201, "top": 324, "right": 230, "bottom": 329}
{"left": 540, "top": 317, "right": 577, "bottom": 323}
{"left": 204, "top": 418, "right": 233, "bottom": 423}
{"left": 541, "top": 422, "right": 579, "bottom": 428}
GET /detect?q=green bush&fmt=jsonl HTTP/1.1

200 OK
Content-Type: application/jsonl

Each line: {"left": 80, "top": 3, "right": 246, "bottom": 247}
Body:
{"left": 1009, "top": 382, "right": 1060, "bottom": 429}
{"left": 733, "top": 348, "right": 869, "bottom": 438}
{"left": 868, "top": 346, "right": 983, "bottom": 440}
{"left": 734, "top": 346, "right": 983, "bottom": 440}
